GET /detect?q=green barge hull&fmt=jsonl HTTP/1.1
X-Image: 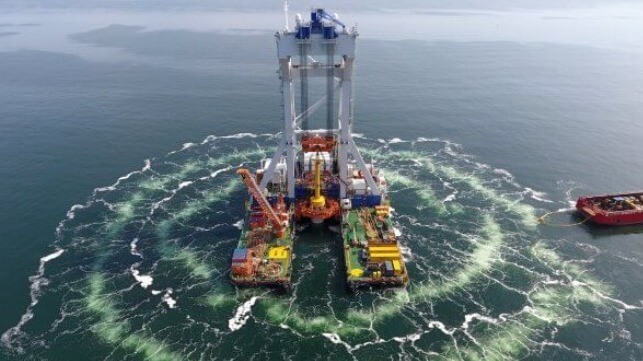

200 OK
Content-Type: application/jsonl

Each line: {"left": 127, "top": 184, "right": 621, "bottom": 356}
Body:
{"left": 341, "top": 207, "right": 409, "bottom": 291}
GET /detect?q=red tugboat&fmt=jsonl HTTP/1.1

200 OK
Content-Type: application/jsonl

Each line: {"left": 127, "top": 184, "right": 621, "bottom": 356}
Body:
{"left": 576, "top": 192, "right": 643, "bottom": 225}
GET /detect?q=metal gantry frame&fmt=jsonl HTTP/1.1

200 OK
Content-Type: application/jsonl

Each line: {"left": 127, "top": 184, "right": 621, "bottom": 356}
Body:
{"left": 260, "top": 9, "right": 380, "bottom": 201}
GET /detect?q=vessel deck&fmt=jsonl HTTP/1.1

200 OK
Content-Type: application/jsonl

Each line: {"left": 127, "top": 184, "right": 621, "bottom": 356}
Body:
{"left": 342, "top": 208, "right": 409, "bottom": 290}
{"left": 230, "top": 203, "right": 294, "bottom": 289}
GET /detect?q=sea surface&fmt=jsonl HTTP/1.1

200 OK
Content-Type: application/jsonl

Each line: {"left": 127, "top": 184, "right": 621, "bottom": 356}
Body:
{"left": 1, "top": 1, "right": 642, "bottom": 360}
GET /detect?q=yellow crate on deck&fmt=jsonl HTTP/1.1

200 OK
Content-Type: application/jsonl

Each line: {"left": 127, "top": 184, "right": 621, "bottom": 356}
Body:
{"left": 392, "top": 259, "right": 402, "bottom": 275}
{"left": 350, "top": 268, "right": 364, "bottom": 277}
{"left": 369, "top": 252, "right": 400, "bottom": 261}
{"left": 369, "top": 245, "right": 399, "bottom": 252}
{"left": 268, "top": 246, "right": 289, "bottom": 260}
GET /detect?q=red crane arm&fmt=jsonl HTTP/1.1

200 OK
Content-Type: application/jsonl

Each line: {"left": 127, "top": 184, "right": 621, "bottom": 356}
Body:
{"left": 236, "top": 169, "right": 284, "bottom": 234}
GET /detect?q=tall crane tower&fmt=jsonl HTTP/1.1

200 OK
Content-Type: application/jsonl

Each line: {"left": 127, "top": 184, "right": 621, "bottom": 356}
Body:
{"left": 259, "top": 8, "right": 381, "bottom": 203}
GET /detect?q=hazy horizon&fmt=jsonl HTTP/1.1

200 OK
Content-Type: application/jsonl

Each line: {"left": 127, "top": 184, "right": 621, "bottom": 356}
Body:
{"left": 1, "top": 0, "right": 641, "bottom": 12}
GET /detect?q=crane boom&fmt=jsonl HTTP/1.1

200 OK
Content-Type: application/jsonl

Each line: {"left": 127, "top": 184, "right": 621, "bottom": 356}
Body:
{"left": 236, "top": 169, "right": 285, "bottom": 237}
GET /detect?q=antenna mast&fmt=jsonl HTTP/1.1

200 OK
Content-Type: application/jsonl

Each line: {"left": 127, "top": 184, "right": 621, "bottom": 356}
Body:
{"left": 283, "top": 1, "right": 290, "bottom": 31}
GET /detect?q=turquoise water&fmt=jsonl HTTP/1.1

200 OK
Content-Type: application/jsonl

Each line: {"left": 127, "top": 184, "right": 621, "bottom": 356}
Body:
{"left": 1, "top": 3, "right": 642, "bottom": 360}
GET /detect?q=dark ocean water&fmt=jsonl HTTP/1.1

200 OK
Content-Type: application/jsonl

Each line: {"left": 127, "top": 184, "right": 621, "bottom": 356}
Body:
{"left": 1, "top": 3, "right": 642, "bottom": 360}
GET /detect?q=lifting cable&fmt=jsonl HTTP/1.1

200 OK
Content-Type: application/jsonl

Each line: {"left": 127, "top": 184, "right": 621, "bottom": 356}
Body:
{"left": 300, "top": 41, "right": 309, "bottom": 130}
{"left": 326, "top": 41, "right": 335, "bottom": 130}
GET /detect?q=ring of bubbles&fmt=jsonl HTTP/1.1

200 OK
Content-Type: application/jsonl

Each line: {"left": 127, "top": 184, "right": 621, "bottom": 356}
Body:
{"left": 3, "top": 133, "right": 639, "bottom": 360}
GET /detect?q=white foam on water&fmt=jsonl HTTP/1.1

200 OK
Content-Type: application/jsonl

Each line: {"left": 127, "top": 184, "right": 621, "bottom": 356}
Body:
{"left": 2, "top": 248, "right": 65, "bottom": 351}
{"left": 65, "top": 204, "right": 86, "bottom": 220}
{"left": 150, "top": 195, "right": 174, "bottom": 213}
{"left": 233, "top": 219, "right": 244, "bottom": 230}
{"left": 443, "top": 193, "right": 457, "bottom": 202}
{"left": 129, "top": 238, "right": 142, "bottom": 258}
{"left": 210, "top": 166, "right": 232, "bottom": 179}
{"left": 93, "top": 159, "right": 149, "bottom": 192}
{"left": 181, "top": 142, "right": 196, "bottom": 150}
{"left": 582, "top": 286, "right": 642, "bottom": 311}
{"left": 525, "top": 187, "right": 554, "bottom": 203}
{"left": 351, "top": 133, "right": 365, "bottom": 139}
{"left": 493, "top": 168, "right": 514, "bottom": 179}
{"left": 18, "top": 134, "right": 638, "bottom": 358}
{"left": 169, "top": 143, "right": 197, "bottom": 155}
{"left": 393, "top": 332, "right": 422, "bottom": 343}
{"left": 398, "top": 244, "right": 413, "bottom": 260}
{"left": 322, "top": 332, "right": 342, "bottom": 344}
{"left": 543, "top": 278, "right": 563, "bottom": 285}
{"left": 178, "top": 181, "right": 193, "bottom": 190}
{"left": 474, "top": 161, "right": 490, "bottom": 170}
{"left": 443, "top": 143, "right": 460, "bottom": 157}
{"left": 321, "top": 332, "right": 355, "bottom": 351}
{"left": 228, "top": 296, "right": 258, "bottom": 331}
{"left": 162, "top": 288, "right": 177, "bottom": 309}
{"left": 94, "top": 172, "right": 136, "bottom": 192}
{"left": 222, "top": 133, "right": 258, "bottom": 139}
{"left": 460, "top": 313, "right": 501, "bottom": 348}
{"left": 462, "top": 313, "right": 499, "bottom": 330}
{"left": 415, "top": 136, "right": 444, "bottom": 143}
{"left": 201, "top": 132, "right": 259, "bottom": 144}
{"left": 389, "top": 138, "right": 405, "bottom": 144}
{"left": 392, "top": 227, "right": 402, "bottom": 237}
{"left": 142, "top": 159, "right": 152, "bottom": 172}
{"left": 201, "top": 135, "right": 217, "bottom": 144}
{"left": 442, "top": 180, "right": 459, "bottom": 203}
{"left": 56, "top": 202, "right": 92, "bottom": 236}
{"left": 130, "top": 267, "right": 153, "bottom": 289}
{"left": 427, "top": 320, "right": 455, "bottom": 335}
{"left": 40, "top": 249, "right": 64, "bottom": 265}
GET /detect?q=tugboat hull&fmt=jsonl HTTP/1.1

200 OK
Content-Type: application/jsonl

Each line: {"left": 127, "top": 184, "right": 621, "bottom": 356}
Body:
{"left": 577, "top": 192, "right": 643, "bottom": 225}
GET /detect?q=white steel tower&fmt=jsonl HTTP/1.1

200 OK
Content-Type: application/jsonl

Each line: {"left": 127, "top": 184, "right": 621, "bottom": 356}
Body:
{"left": 259, "top": 9, "right": 380, "bottom": 202}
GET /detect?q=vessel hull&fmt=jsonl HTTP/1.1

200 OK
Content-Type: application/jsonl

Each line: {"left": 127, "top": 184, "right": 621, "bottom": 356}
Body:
{"left": 229, "top": 202, "right": 294, "bottom": 290}
{"left": 341, "top": 208, "right": 409, "bottom": 291}
{"left": 576, "top": 192, "right": 643, "bottom": 225}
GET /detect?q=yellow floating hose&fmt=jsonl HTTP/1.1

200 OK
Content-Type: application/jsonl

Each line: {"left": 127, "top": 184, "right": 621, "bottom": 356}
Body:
{"left": 538, "top": 209, "right": 592, "bottom": 227}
